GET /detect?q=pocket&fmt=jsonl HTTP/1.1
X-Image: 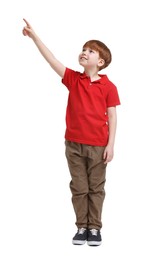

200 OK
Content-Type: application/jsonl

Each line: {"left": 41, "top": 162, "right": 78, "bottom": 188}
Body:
{"left": 92, "top": 146, "right": 106, "bottom": 162}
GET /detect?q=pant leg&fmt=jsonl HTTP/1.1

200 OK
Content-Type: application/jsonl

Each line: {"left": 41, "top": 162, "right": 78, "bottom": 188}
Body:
{"left": 87, "top": 146, "right": 107, "bottom": 230}
{"left": 65, "top": 141, "right": 89, "bottom": 228}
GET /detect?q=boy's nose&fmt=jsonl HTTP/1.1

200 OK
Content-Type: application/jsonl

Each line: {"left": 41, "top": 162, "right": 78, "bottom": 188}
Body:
{"left": 82, "top": 50, "right": 86, "bottom": 55}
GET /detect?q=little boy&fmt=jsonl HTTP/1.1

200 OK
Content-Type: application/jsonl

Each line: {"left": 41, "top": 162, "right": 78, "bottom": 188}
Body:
{"left": 23, "top": 19, "right": 120, "bottom": 246}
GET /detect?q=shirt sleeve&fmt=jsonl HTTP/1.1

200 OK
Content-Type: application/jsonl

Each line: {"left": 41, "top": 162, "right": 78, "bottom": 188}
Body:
{"left": 106, "top": 85, "right": 121, "bottom": 107}
{"left": 62, "top": 68, "right": 79, "bottom": 91}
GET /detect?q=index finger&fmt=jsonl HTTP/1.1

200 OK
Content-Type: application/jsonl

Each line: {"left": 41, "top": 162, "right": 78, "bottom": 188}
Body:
{"left": 23, "top": 18, "right": 31, "bottom": 27}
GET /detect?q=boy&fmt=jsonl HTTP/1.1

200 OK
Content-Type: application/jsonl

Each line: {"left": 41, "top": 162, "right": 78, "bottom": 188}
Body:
{"left": 22, "top": 19, "right": 120, "bottom": 246}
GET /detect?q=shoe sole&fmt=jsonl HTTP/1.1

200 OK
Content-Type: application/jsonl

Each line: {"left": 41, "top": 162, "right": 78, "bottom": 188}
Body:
{"left": 72, "top": 240, "right": 86, "bottom": 245}
{"left": 87, "top": 241, "right": 102, "bottom": 246}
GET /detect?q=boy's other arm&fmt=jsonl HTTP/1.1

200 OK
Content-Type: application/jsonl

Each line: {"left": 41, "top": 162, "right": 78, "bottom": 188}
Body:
{"left": 22, "top": 19, "right": 66, "bottom": 78}
{"left": 103, "top": 107, "right": 117, "bottom": 164}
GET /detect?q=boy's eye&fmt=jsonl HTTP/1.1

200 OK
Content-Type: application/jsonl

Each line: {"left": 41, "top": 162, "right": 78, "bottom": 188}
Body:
{"left": 82, "top": 48, "right": 95, "bottom": 53}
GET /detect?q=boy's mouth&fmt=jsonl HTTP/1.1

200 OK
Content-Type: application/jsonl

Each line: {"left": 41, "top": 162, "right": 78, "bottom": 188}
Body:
{"left": 80, "top": 56, "right": 87, "bottom": 60}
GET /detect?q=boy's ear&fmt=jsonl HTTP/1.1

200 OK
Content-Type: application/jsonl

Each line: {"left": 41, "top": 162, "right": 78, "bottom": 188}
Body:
{"left": 98, "top": 58, "right": 105, "bottom": 68}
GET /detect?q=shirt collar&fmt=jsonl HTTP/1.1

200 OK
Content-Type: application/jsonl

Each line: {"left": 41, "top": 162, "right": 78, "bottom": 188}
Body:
{"left": 80, "top": 72, "right": 109, "bottom": 84}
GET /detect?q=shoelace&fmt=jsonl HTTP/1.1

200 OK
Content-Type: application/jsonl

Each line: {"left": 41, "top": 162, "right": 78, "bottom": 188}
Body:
{"left": 78, "top": 228, "right": 86, "bottom": 234}
{"left": 90, "top": 229, "right": 98, "bottom": 236}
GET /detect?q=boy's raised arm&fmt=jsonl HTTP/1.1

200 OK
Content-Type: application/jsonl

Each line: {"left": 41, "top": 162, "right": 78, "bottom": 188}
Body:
{"left": 22, "top": 19, "right": 66, "bottom": 78}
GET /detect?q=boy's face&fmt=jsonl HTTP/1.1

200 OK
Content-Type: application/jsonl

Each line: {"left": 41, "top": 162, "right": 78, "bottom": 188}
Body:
{"left": 78, "top": 47, "right": 104, "bottom": 70}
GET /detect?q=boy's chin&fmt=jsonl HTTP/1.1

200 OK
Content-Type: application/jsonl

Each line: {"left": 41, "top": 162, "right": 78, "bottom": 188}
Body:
{"left": 79, "top": 61, "right": 85, "bottom": 67}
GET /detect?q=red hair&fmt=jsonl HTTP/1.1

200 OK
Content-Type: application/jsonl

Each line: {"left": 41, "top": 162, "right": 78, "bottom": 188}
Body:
{"left": 83, "top": 40, "right": 112, "bottom": 71}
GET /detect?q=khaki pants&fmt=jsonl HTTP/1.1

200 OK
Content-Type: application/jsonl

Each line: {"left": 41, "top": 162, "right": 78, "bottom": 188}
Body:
{"left": 65, "top": 141, "right": 107, "bottom": 230}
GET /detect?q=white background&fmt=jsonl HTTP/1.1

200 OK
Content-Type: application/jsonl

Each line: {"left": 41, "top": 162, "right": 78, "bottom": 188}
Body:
{"left": 0, "top": 0, "right": 141, "bottom": 259}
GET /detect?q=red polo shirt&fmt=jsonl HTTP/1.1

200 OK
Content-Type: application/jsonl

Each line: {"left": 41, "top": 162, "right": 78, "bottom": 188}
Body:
{"left": 62, "top": 68, "right": 120, "bottom": 146}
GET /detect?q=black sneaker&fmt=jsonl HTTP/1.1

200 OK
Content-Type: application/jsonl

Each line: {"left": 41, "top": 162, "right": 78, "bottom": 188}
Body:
{"left": 72, "top": 228, "right": 87, "bottom": 245}
{"left": 87, "top": 229, "right": 102, "bottom": 246}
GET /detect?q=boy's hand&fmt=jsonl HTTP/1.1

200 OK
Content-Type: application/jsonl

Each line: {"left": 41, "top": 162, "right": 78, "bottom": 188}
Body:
{"left": 103, "top": 145, "right": 114, "bottom": 164}
{"left": 22, "top": 18, "right": 36, "bottom": 38}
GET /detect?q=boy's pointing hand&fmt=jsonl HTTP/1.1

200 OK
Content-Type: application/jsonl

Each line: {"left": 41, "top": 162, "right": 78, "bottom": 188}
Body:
{"left": 22, "top": 18, "right": 36, "bottom": 39}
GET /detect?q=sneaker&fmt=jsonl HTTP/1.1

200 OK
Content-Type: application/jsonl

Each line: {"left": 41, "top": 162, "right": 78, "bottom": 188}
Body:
{"left": 87, "top": 229, "right": 102, "bottom": 246}
{"left": 72, "top": 228, "right": 87, "bottom": 245}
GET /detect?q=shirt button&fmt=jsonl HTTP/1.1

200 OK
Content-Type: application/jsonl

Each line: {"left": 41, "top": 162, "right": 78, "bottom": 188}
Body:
{"left": 105, "top": 112, "right": 107, "bottom": 115}
{"left": 106, "top": 121, "right": 108, "bottom": 125}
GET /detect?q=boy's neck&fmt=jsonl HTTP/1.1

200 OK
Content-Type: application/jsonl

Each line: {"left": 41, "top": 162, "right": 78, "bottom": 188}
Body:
{"left": 84, "top": 69, "right": 101, "bottom": 82}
